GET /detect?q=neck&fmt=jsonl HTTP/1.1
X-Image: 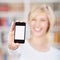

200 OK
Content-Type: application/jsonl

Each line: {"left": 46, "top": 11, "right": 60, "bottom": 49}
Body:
{"left": 29, "top": 35, "right": 49, "bottom": 52}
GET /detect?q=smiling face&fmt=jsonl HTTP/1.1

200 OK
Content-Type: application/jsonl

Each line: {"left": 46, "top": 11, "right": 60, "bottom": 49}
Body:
{"left": 28, "top": 12, "right": 49, "bottom": 37}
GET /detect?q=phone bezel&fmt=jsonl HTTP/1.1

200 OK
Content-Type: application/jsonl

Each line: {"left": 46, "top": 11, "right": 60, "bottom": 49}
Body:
{"left": 14, "top": 22, "right": 26, "bottom": 43}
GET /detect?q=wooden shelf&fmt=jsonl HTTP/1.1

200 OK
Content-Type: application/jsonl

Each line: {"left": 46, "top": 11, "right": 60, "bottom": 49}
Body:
{"left": 54, "top": 32, "right": 60, "bottom": 44}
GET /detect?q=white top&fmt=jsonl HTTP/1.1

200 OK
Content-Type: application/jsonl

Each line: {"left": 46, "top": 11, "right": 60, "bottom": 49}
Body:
{"left": 8, "top": 40, "right": 60, "bottom": 60}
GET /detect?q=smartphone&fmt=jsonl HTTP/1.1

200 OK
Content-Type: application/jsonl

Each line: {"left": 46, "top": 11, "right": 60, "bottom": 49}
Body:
{"left": 14, "top": 22, "right": 26, "bottom": 43}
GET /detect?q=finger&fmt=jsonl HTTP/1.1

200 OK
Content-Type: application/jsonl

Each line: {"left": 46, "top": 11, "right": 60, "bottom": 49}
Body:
{"left": 16, "top": 20, "right": 20, "bottom": 22}
{"left": 15, "top": 43, "right": 20, "bottom": 46}
{"left": 13, "top": 43, "right": 20, "bottom": 48}
{"left": 22, "top": 19, "right": 26, "bottom": 23}
{"left": 10, "top": 21, "right": 15, "bottom": 32}
{"left": 16, "top": 20, "right": 24, "bottom": 22}
{"left": 10, "top": 20, "right": 20, "bottom": 32}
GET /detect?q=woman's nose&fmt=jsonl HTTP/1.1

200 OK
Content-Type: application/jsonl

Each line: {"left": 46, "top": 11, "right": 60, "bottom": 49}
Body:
{"left": 35, "top": 21, "right": 40, "bottom": 27}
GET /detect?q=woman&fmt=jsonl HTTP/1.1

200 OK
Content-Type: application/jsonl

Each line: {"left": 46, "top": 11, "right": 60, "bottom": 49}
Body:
{"left": 8, "top": 5, "right": 60, "bottom": 60}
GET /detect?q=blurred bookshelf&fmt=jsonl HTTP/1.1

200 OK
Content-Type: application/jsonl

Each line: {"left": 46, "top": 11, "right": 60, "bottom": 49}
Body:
{"left": 0, "top": 3, "right": 24, "bottom": 60}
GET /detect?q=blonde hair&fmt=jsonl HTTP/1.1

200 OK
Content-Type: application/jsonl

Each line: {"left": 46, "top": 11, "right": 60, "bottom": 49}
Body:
{"left": 28, "top": 4, "right": 55, "bottom": 33}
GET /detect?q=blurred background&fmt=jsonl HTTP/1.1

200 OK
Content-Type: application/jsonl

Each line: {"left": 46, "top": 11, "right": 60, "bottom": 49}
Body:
{"left": 0, "top": 0, "right": 60, "bottom": 60}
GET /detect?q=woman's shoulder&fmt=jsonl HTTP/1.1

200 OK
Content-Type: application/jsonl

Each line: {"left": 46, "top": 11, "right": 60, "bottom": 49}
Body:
{"left": 50, "top": 46, "right": 60, "bottom": 54}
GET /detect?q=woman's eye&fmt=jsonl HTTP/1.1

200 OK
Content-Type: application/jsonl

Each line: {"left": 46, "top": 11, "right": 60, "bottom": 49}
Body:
{"left": 40, "top": 19, "right": 46, "bottom": 21}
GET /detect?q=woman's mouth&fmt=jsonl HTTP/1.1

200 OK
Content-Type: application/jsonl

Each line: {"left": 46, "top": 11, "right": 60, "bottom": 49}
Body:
{"left": 34, "top": 28, "right": 42, "bottom": 32}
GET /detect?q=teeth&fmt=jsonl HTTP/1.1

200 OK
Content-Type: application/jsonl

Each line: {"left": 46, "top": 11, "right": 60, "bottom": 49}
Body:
{"left": 35, "top": 28, "right": 40, "bottom": 31}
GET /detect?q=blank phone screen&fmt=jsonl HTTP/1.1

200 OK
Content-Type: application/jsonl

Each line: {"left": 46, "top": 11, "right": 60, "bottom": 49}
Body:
{"left": 15, "top": 26, "right": 25, "bottom": 40}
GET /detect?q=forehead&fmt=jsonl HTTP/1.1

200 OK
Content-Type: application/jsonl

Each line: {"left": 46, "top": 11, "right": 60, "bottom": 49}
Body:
{"left": 30, "top": 11, "right": 48, "bottom": 20}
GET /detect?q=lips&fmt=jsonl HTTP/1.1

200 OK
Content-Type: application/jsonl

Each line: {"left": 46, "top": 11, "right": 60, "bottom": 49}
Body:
{"left": 34, "top": 28, "right": 42, "bottom": 32}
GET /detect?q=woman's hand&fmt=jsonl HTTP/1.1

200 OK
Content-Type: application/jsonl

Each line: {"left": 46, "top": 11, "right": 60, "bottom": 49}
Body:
{"left": 8, "top": 21, "right": 20, "bottom": 50}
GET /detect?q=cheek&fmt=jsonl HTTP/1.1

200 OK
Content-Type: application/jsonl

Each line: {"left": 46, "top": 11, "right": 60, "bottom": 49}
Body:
{"left": 30, "top": 21, "right": 36, "bottom": 27}
{"left": 41, "top": 22, "right": 48, "bottom": 30}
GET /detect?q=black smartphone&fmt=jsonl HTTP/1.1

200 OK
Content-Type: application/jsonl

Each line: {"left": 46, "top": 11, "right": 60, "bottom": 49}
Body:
{"left": 14, "top": 22, "right": 26, "bottom": 43}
